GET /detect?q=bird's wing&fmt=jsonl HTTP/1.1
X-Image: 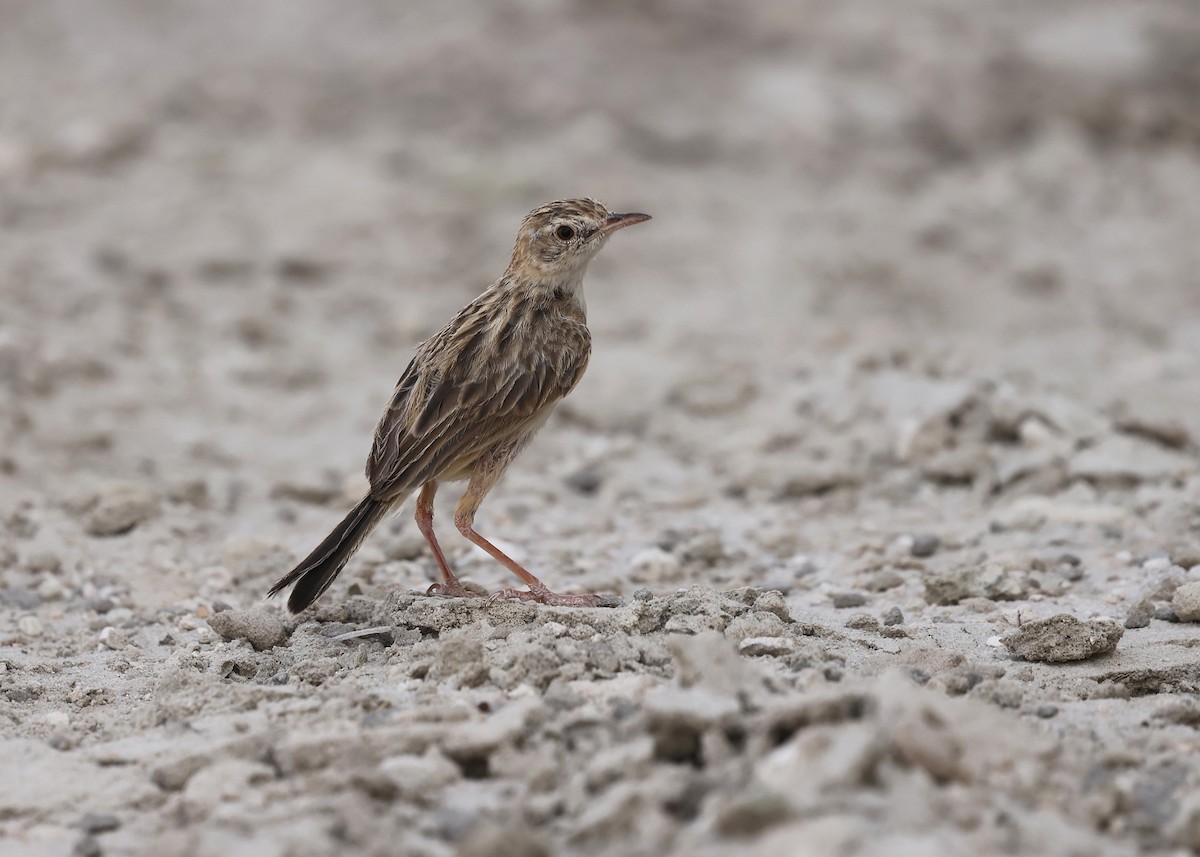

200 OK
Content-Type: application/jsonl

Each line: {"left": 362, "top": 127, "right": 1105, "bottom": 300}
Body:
{"left": 366, "top": 315, "right": 589, "bottom": 498}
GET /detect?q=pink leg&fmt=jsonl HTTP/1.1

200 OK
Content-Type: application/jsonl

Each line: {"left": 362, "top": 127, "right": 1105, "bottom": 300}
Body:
{"left": 415, "top": 481, "right": 479, "bottom": 599}
{"left": 453, "top": 446, "right": 615, "bottom": 607}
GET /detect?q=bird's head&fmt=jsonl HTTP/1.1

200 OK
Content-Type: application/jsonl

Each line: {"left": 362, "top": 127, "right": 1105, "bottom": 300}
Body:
{"left": 509, "top": 198, "right": 650, "bottom": 284}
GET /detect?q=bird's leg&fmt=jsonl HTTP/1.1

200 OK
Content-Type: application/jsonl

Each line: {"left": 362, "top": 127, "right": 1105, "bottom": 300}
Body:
{"left": 415, "top": 481, "right": 479, "bottom": 598}
{"left": 454, "top": 453, "right": 611, "bottom": 607}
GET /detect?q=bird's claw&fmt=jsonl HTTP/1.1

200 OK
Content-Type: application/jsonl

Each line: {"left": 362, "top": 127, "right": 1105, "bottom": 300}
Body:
{"left": 486, "top": 585, "right": 619, "bottom": 607}
{"left": 426, "top": 581, "right": 483, "bottom": 599}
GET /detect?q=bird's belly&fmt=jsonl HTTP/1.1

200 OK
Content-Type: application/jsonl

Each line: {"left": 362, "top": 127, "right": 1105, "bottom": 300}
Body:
{"left": 437, "top": 461, "right": 476, "bottom": 483}
{"left": 433, "top": 407, "right": 556, "bottom": 485}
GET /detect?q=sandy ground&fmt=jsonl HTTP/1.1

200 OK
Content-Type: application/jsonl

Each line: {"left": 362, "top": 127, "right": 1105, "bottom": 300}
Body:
{"left": 3, "top": 1, "right": 1200, "bottom": 854}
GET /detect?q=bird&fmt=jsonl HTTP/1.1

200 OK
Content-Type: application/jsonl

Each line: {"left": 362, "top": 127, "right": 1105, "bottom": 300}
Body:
{"left": 268, "top": 198, "right": 650, "bottom": 613}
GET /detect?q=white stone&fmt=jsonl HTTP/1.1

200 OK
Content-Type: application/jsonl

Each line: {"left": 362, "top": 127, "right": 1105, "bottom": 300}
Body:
{"left": 739, "top": 637, "right": 795, "bottom": 657}
{"left": 379, "top": 749, "right": 461, "bottom": 793}
{"left": 629, "top": 547, "right": 682, "bottom": 583}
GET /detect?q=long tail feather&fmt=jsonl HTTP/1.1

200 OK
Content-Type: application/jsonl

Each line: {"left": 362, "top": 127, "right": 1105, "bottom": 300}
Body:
{"left": 267, "top": 496, "right": 390, "bottom": 613}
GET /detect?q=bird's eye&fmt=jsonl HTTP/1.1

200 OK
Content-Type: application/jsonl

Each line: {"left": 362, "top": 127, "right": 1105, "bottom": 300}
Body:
{"left": 555, "top": 225, "right": 576, "bottom": 241}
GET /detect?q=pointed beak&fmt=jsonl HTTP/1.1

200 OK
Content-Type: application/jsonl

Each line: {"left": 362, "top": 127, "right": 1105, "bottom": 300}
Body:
{"left": 597, "top": 211, "right": 651, "bottom": 237}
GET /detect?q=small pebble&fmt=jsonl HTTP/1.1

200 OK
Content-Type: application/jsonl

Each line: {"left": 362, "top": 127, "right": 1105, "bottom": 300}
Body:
{"left": 25, "top": 548, "right": 63, "bottom": 574}
{"left": 276, "top": 255, "right": 330, "bottom": 282}
{"left": 865, "top": 569, "right": 905, "bottom": 591}
{"left": 564, "top": 467, "right": 602, "bottom": 495}
{"left": 679, "top": 530, "right": 725, "bottom": 565}
{"left": 905, "top": 667, "right": 931, "bottom": 685}
{"left": 714, "top": 791, "right": 791, "bottom": 837}
{"left": 1173, "top": 582, "right": 1200, "bottom": 622}
{"left": 1002, "top": 614, "right": 1123, "bottom": 662}
{"left": 356, "top": 546, "right": 387, "bottom": 568}
{"left": 382, "top": 531, "right": 427, "bottom": 562}
{"left": 738, "top": 637, "right": 795, "bottom": 657}
{"left": 758, "top": 574, "right": 794, "bottom": 594}
{"left": 844, "top": 613, "right": 879, "bottom": 632}
{"left": 17, "top": 615, "right": 44, "bottom": 637}
{"left": 788, "top": 555, "right": 820, "bottom": 578}
{"left": 83, "top": 481, "right": 159, "bottom": 536}
{"left": 610, "top": 698, "right": 639, "bottom": 720}
{"left": 458, "top": 822, "right": 548, "bottom": 857}
{"left": 167, "top": 478, "right": 209, "bottom": 507}
{"left": 2, "top": 588, "right": 42, "bottom": 610}
{"left": 752, "top": 590, "right": 792, "bottom": 622}
{"left": 99, "top": 627, "right": 130, "bottom": 650}
{"left": 1137, "top": 566, "right": 1185, "bottom": 600}
{"left": 831, "top": 591, "right": 867, "bottom": 609}
{"left": 78, "top": 813, "right": 121, "bottom": 834}
{"left": 208, "top": 608, "right": 287, "bottom": 651}
{"left": 73, "top": 836, "right": 101, "bottom": 857}
{"left": 629, "top": 547, "right": 682, "bottom": 583}
{"left": 1155, "top": 604, "right": 1180, "bottom": 623}
{"left": 1124, "top": 599, "right": 1154, "bottom": 629}
{"left": 379, "top": 749, "right": 462, "bottom": 794}
{"left": 36, "top": 577, "right": 67, "bottom": 601}
{"left": 106, "top": 607, "right": 134, "bottom": 625}
{"left": 910, "top": 533, "right": 940, "bottom": 558}
{"left": 86, "top": 598, "right": 116, "bottom": 614}
{"left": 881, "top": 606, "right": 904, "bottom": 626}
{"left": 1036, "top": 704, "right": 1059, "bottom": 719}
{"left": 725, "top": 611, "right": 787, "bottom": 641}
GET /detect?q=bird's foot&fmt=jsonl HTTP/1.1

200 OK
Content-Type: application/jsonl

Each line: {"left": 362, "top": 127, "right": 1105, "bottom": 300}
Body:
{"left": 487, "top": 584, "right": 621, "bottom": 608}
{"left": 426, "top": 580, "right": 485, "bottom": 599}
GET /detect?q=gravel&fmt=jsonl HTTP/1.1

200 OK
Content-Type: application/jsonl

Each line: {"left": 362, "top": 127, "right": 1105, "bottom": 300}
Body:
{"left": 1001, "top": 614, "right": 1124, "bottom": 663}
{"left": 16, "top": 615, "right": 43, "bottom": 637}
{"left": 910, "top": 533, "right": 941, "bottom": 558}
{"left": 1124, "top": 599, "right": 1154, "bottom": 629}
{"left": 1172, "top": 582, "right": 1200, "bottom": 622}
{"left": 82, "top": 482, "right": 159, "bottom": 536}
{"left": 4, "top": 3, "right": 1200, "bottom": 855}
{"left": 1156, "top": 604, "right": 1181, "bottom": 623}
{"left": 831, "top": 591, "right": 868, "bottom": 609}
{"left": 924, "top": 563, "right": 1028, "bottom": 605}
{"left": 78, "top": 814, "right": 121, "bottom": 834}
{"left": 207, "top": 609, "right": 288, "bottom": 651}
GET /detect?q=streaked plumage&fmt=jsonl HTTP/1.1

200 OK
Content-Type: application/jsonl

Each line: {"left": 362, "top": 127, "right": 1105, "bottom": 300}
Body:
{"left": 268, "top": 199, "right": 650, "bottom": 612}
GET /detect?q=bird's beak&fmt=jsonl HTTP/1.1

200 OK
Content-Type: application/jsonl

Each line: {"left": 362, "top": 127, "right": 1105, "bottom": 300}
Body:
{"left": 597, "top": 211, "right": 652, "bottom": 236}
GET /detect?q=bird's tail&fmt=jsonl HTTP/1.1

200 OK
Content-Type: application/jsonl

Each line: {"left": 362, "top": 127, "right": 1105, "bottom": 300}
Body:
{"left": 267, "top": 495, "right": 391, "bottom": 613}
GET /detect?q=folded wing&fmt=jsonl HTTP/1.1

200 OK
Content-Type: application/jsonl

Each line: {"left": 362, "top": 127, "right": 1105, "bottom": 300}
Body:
{"left": 366, "top": 314, "right": 589, "bottom": 498}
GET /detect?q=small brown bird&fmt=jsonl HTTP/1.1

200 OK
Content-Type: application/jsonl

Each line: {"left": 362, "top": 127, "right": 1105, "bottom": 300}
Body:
{"left": 268, "top": 199, "right": 650, "bottom": 613}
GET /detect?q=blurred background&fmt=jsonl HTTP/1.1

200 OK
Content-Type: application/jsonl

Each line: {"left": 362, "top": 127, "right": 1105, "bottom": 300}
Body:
{"left": 1, "top": 0, "right": 1199, "bottom": 586}
{"left": 5, "top": 6, "right": 1200, "bottom": 852}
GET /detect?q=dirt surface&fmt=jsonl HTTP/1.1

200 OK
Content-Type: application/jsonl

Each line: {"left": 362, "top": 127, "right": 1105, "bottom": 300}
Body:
{"left": 3, "top": 1, "right": 1200, "bottom": 855}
